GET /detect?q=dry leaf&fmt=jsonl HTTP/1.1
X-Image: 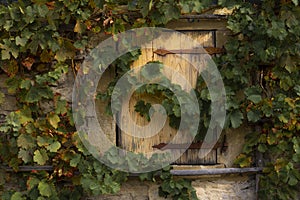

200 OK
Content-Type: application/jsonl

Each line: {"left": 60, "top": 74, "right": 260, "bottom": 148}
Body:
{"left": 22, "top": 57, "right": 35, "bottom": 70}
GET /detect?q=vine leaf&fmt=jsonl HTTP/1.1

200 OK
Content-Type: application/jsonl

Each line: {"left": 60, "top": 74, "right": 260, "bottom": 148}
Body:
{"left": 48, "top": 113, "right": 60, "bottom": 129}
{"left": 46, "top": 141, "right": 61, "bottom": 153}
{"left": 292, "top": 0, "right": 298, "bottom": 5}
{"left": 38, "top": 181, "right": 52, "bottom": 197}
{"left": 258, "top": 144, "right": 267, "bottom": 153}
{"left": 21, "top": 57, "right": 35, "bottom": 71}
{"left": 37, "top": 4, "right": 49, "bottom": 17}
{"left": 0, "top": 39, "right": 19, "bottom": 59}
{"left": 55, "top": 99, "right": 67, "bottom": 115}
{"left": 278, "top": 114, "right": 289, "bottom": 123}
{"left": 17, "top": 134, "right": 36, "bottom": 149}
{"left": 245, "top": 87, "right": 262, "bottom": 104}
{"left": 33, "top": 149, "right": 49, "bottom": 165}
{"left": 18, "top": 148, "right": 32, "bottom": 163}
{"left": 0, "top": 60, "right": 18, "bottom": 77}
{"left": 247, "top": 95, "right": 262, "bottom": 104}
{"left": 55, "top": 39, "right": 76, "bottom": 62}
{"left": 288, "top": 175, "right": 298, "bottom": 186}
{"left": 26, "top": 85, "right": 53, "bottom": 102}
{"left": 234, "top": 154, "right": 251, "bottom": 167}
{"left": 134, "top": 100, "right": 152, "bottom": 121}
{"left": 16, "top": 108, "right": 34, "bottom": 125}
{"left": 230, "top": 110, "right": 243, "bottom": 128}
{"left": 93, "top": 0, "right": 104, "bottom": 8}
{"left": 15, "top": 36, "right": 28, "bottom": 47}
{"left": 27, "top": 177, "right": 40, "bottom": 190}
{"left": 173, "top": 104, "right": 181, "bottom": 117}
{"left": 20, "top": 79, "right": 32, "bottom": 90}
{"left": 74, "top": 20, "right": 86, "bottom": 34}
{"left": 140, "top": 0, "right": 151, "bottom": 17}
{"left": 247, "top": 110, "right": 260, "bottom": 122}
{"left": 11, "top": 192, "right": 25, "bottom": 200}
{"left": 70, "top": 154, "right": 81, "bottom": 167}
{"left": 9, "top": 158, "right": 20, "bottom": 172}
{"left": 37, "top": 136, "right": 52, "bottom": 147}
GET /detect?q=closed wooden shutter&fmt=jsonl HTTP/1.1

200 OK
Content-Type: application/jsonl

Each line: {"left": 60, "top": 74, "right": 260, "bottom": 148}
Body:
{"left": 117, "top": 30, "right": 219, "bottom": 165}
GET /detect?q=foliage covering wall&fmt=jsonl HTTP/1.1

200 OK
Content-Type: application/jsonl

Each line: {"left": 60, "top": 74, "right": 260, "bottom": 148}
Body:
{"left": 0, "top": 0, "right": 299, "bottom": 199}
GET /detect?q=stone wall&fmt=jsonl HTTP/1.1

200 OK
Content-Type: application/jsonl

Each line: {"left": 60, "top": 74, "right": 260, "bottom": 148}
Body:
{"left": 88, "top": 175, "right": 256, "bottom": 200}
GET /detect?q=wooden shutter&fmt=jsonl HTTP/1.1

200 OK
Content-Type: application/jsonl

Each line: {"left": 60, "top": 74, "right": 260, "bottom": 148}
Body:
{"left": 118, "top": 30, "right": 218, "bottom": 165}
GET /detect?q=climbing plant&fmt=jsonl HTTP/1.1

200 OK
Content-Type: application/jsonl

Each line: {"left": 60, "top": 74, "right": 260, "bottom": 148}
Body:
{"left": 223, "top": 1, "right": 300, "bottom": 199}
{"left": 0, "top": 0, "right": 299, "bottom": 200}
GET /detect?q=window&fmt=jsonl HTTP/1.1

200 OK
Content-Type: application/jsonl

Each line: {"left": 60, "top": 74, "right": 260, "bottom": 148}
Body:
{"left": 116, "top": 30, "right": 224, "bottom": 165}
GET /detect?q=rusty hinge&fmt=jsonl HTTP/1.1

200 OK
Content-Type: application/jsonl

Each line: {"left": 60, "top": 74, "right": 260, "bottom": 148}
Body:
{"left": 152, "top": 141, "right": 228, "bottom": 150}
{"left": 153, "top": 47, "right": 224, "bottom": 56}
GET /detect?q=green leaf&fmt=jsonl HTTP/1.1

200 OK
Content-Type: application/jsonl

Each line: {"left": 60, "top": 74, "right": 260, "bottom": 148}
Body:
{"left": 20, "top": 79, "right": 32, "bottom": 90}
{"left": 24, "top": 6, "right": 35, "bottom": 24}
{"left": 284, "top": 55, "right": 297, "bottom": 73}
{"left": 16, "top": 107, "right": 33, "bottom": 125}
{"left": 9, "top": 157, "right": 20, "bottom": 171}
{"left": 230, "top": 110, "right": 243, "bottom": 128}
{"left": 48, "top": 113, "right": 60, "bottom": 129}
{"left": 38, "top": 181, "right": 52, "bottom": 197}
{"left": 94, "top": 0, "right": 104, "bottom": 8}
{"left": 134, "top": 100, "right": 152, "bottom": 121}
{"left": 247, "top": 110, "right": 260, "bottom": 122}
{"left": 1, "top": 49, "right": 11, "bottom": 60}
{"left": 173, "top": 104, "right": 181, "bottom": 117}
{"left": 33, "top": 149, "right": 49, "bottom": 165}
{"left": 292, "top": 0, "right": 298, "bottom": 5}
{"left": 46, "top": 141, "right": 61, "bottom": 153}
{"left": 292, "top": 137, "right": 300, "bottom": 154}
{"left": 162, "top": 3, "right": 180, "bottom": 22}
{"left": 11, "top": 192, "right": 25, "bottom": 200}
{"left": 258, "top": 144, "right": 267, "bottom": 153}
{"left": 55, "top": 39, "right": 76, "bottom": 62}
{"left": 17, "top": 134, "right": 36, "bottom": 149}
{"left": 0, "top": 39, "right": 19, "bottom": 59}
{"left": 288, "top": 175, "right": 298, "bottom": 186}
{"left": 25, "top": 86, "right": 53, "bottom": 103}
{"left": 139, "top": 0, "right": 151, "bottom": 17}
{"left": 278, "top": 114, "right": 289, "bottom": 123}
{"left": 247, "top": 95, "right": 262, "bottom": 104}
{"left": 27, "top": 177, "right": 40, "bottom": 190}
{"left": 37, "top": 4, "right": 49, "bottom": 17}
{"left": 294, "top": 85, "right": 300, "bottom": 96}
{"left": 37, "top": 136, "right": 53, "bottom": 147}
{"left": 18, "top": 148, "right": 32, "bottom": 163}
{"left": 70, "top": 154, "right": 81, "bottom": 167}
{"left": 55, "top": 99, "right": 67, "bottom": 115}
{"left": 15, "top": 36, "right": 28, "bottom": 47}
{"left": 234, "top": 154, "right": 251, "bottom": 167}
{"left": 244, "top": 87, "right": 262, "bottom": 104}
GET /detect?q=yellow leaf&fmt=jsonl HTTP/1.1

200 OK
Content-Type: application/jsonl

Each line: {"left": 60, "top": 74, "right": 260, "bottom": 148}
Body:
{"left": 48, "top": 113, "right": 60, "bottom": 129}
{"left": 74, "top": 20, "right": 86, "bottom": 34}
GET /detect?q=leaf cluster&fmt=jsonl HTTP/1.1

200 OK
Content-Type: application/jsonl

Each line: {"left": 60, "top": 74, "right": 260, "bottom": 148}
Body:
{"left": 221, "top": 1, "right": 300, "bottom": 199}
